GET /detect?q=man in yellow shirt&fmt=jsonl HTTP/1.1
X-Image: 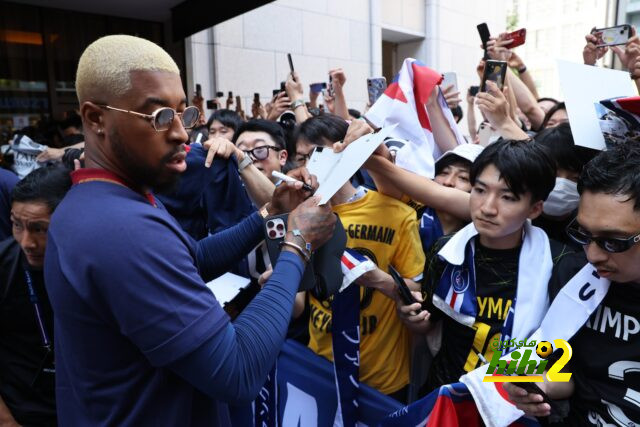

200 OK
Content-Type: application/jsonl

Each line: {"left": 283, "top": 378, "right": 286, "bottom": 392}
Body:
{"left": 293, "top": 114, "right": 425, "bottom": 401}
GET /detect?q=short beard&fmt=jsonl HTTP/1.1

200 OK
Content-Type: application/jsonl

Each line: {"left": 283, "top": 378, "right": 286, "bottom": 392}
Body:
{"left": 110, "top": 127, "right": 180, "bottom": 193}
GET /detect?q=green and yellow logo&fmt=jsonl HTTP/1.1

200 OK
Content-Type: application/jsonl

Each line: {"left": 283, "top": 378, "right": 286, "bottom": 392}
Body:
{"left": 482, "top": 339, "right": 573, "bottom": 383}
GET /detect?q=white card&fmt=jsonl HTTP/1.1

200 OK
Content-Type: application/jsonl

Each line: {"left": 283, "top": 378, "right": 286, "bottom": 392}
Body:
{"left": 307, "top": 124, "right": 398, "bottom": 204}
{"left": 205, "top": 272, "right": 251, "bottom": 305}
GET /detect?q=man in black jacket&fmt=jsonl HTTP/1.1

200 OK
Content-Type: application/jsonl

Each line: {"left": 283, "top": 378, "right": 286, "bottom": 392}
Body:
{"left": 0, "top": 166, "right": 71, "bottom": 427}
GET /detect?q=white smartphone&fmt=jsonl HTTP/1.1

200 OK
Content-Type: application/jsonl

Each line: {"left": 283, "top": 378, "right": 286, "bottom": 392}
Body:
{"left": 441, "top": 72, "right": 458, "bottom": 93}
{"left": 477, "top": 122, "right": 499, "bottom": 147}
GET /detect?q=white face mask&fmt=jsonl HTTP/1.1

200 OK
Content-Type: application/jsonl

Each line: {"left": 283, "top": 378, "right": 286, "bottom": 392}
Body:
{"left": 543, "top": 178, "right": 580, "bottom": 217}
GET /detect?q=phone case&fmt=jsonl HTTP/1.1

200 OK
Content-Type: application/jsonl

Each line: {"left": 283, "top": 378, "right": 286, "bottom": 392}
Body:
{"left": 481, "top": 60, "right": 507, "bottom": 92}
{"left": 310, "top": 82, "right": 327, "bottom": 93}
{"left": 367, "top": 77, "right": 387, "bottom": 105}
{"left": 593, "top": 25, "right": 631, "bottom": 47}
{"left": 505, "top": 28, "right": 526, "bottom": 49}
{"left": 441, "top": 72, "right": 458, "bottom": 92}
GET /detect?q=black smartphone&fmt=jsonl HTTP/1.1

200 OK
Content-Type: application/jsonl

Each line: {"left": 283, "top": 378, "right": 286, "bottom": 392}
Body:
{"left": 216, "top": 91, "right": 224, "bottom": 98}
{"left": 195, "top": 84, "right": 202, "bottom": 98}
{"left": 206, "top": 100, "right": 218, "bottom": 110}
{"left": 481, "top": 60, "right": 507, "bottom": 92}
{"left": 469, "top": 85, "right": 480, "bottom": 96}
{"left": 228, "top": 91, "right": 233, "bottom": 98}
{"left": 509, "top": 380, "right": 562, "bottom": 414}
{"left": 477, "top": 23, "right": 491, "bottom": 60}
{"left": 280, "top": 81, "right": 286, "bottom": 92}
{"left": 287, "top": 53, "right": 295, "bottom": 80}
{"left": 388, "top": 265, "right": 418, "bottom": 305}
{"left": 253, "top": 93, "right": 260, "bottom": 104}
{"left": 272, "top": 89, "right": 281, "bottom": 98}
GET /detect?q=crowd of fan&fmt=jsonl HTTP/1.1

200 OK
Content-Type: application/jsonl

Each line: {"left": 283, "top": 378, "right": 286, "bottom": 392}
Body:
{"left": 0, "top": 25, "right": 640, "bottom": 427}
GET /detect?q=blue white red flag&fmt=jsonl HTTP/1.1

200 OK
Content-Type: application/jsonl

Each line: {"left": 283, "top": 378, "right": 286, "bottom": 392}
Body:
{"left": 340, "top": 248, "right": 376, "bottom": 291}
{"left": 380, "top": 382, "right": 540, "bottom": 427}
{"left": 365, "top": 58, "right": 465, "bottom": 178}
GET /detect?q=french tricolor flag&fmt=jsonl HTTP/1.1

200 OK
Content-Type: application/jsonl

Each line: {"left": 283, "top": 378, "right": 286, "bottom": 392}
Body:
{"left": 380, "top": 382, "right": 540, "bottom": 427}
{"left": 339, "top": 248, "right": 376, "bottom": 292}
{"left": 600, "top": 95, "right": 640, "bottom": 128}
{"left": 365, "top": 58, "right": 465, "bottom": 178}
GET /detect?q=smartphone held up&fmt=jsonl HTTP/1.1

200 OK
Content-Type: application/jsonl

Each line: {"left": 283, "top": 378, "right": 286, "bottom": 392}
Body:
{"left": 367, "top": 77, "right": 387, "bottom": 105}
{"left": 480, "top": 60, "right": 507, "bottom": 92}
{"left": 591, "top": 24, "right": 632, "bottom": 47}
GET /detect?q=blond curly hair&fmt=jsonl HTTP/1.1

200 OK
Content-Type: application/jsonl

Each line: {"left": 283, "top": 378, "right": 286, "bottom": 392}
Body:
{"left": 75, "top": 35, "right": 179, "bottom": 103}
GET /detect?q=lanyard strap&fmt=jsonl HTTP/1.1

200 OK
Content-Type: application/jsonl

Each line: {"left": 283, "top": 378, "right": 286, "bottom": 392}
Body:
{"left": 23, "top": 269, "right": 51, "bottom": 349}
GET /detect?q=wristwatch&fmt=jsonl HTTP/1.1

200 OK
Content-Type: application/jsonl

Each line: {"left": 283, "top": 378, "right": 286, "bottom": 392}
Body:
{"left": 290, "top": 99, "right": 306, "bottom": 110}
{"left": 238, "top": 154, "right": 252, "bottom": 172}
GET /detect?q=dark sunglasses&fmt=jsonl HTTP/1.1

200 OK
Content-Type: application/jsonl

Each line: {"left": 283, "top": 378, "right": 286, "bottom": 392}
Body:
{"left": 566, "top": 218, "right": 640, "bottom": 253}
{"left": 243, "top": 145, "right": 281, "bottom": 160}
{"left": 99, "top": 105, "right": 200, "bottom": 131}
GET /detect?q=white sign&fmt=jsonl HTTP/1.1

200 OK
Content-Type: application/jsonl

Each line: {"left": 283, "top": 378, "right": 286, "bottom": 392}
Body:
{"left": 557, "top": 60, "right": 637, "bottom": 150}
{"left": 306, "top": 124, "right": 398, "bottom": 204}
{"left": 205, "top": 272, "right": 250, "bottom": 305}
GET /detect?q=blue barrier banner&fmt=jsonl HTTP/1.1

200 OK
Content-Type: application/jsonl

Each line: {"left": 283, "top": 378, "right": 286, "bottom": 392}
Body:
{"left": 275, "top": 340, "right": 402, "bottom": 426}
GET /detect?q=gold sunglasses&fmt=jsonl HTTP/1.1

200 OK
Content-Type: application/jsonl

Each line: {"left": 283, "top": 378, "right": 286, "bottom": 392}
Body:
{"left": 98, "top": 105, "right": 200, "bottom": 131}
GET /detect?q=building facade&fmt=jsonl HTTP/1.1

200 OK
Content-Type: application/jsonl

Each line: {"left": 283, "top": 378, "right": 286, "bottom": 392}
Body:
{"left": 187, "top": 0, "right": 507, "bottom": 134}
{"left": 507, "top": 0, "right": 615, "bottom": 99}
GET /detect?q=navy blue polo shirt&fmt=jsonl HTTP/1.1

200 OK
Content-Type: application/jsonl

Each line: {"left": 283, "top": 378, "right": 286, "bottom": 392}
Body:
{"left": 45, "top": 180, "right": 230, "bottom": 426}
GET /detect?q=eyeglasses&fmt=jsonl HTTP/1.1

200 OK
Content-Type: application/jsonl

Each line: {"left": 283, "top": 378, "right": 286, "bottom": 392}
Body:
{"left": 566, "top": 218, "right": 640, "bottom": 253}
{"left": 98, "top": 105, "right": 200, "bottom": 131}
{"left": 294, "top": 152, "right": 313, "bottom": 165}
{"left": 243, "top": 145, "right": 281, "bottom": 160}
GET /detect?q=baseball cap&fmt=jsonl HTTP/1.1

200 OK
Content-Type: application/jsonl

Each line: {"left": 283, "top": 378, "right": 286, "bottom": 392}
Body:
{"left": 435, "top": 144, "right": 484, "bottom": 169}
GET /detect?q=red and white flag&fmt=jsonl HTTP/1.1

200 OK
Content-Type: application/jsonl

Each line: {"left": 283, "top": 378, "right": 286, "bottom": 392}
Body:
{"left": 365, "top": 58, "right": 465, "bottom": 178}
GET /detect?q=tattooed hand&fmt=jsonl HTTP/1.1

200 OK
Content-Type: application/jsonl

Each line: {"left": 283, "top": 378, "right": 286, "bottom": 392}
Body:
{"left": 286, "top": 196, "right": 336, "bottom": 253}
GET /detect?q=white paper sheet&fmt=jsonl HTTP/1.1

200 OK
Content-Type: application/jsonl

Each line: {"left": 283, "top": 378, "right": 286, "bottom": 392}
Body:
{"left": 205, "top": 272, "right": 251, "bottom": 305}
{"left": 306, "top": 124, "right": 398, "bottom": 204}
{"left": 557, "top": 60, "right": 637, "bottom": 150}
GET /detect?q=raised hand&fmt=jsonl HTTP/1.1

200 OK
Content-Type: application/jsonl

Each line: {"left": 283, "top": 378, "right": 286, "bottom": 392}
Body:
{"left": 475, "top": 80, "right": 511, "bottom": 129}
{"left": 331, "top": 119, "right": 374, "bottom": 153}
{"left": 269, "top": 167, "right": 318, "bottom": 214}
{"left": 329, "top": 68, "right": 346, "bottom": 89}
{"left": 486, "top": 34, "right": 513, "bottom": 62}
{"left": 285, "top": 71, "right": 304, "bottom": 102}
{"left": 266, "top": 92, "right": 291, "bottom": 121}
{"left": 442, "top": 84, "right": 462, "bottom": 109}
{"left": 583, "top": 31, "right": 608, "bottom": 65}
{"left": 612, "top": 29, "right": 640, "bottom": 70}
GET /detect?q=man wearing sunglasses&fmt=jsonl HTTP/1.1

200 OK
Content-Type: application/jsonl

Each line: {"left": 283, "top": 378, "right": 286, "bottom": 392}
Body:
{"left": 505, "top": 143, "right": 640, "bottom": 425}
{"left": 233, "top": 119, "right": 288, "bottom": 183}
{"left": 43, "top": 35, "right": 336, "bottom": 426}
